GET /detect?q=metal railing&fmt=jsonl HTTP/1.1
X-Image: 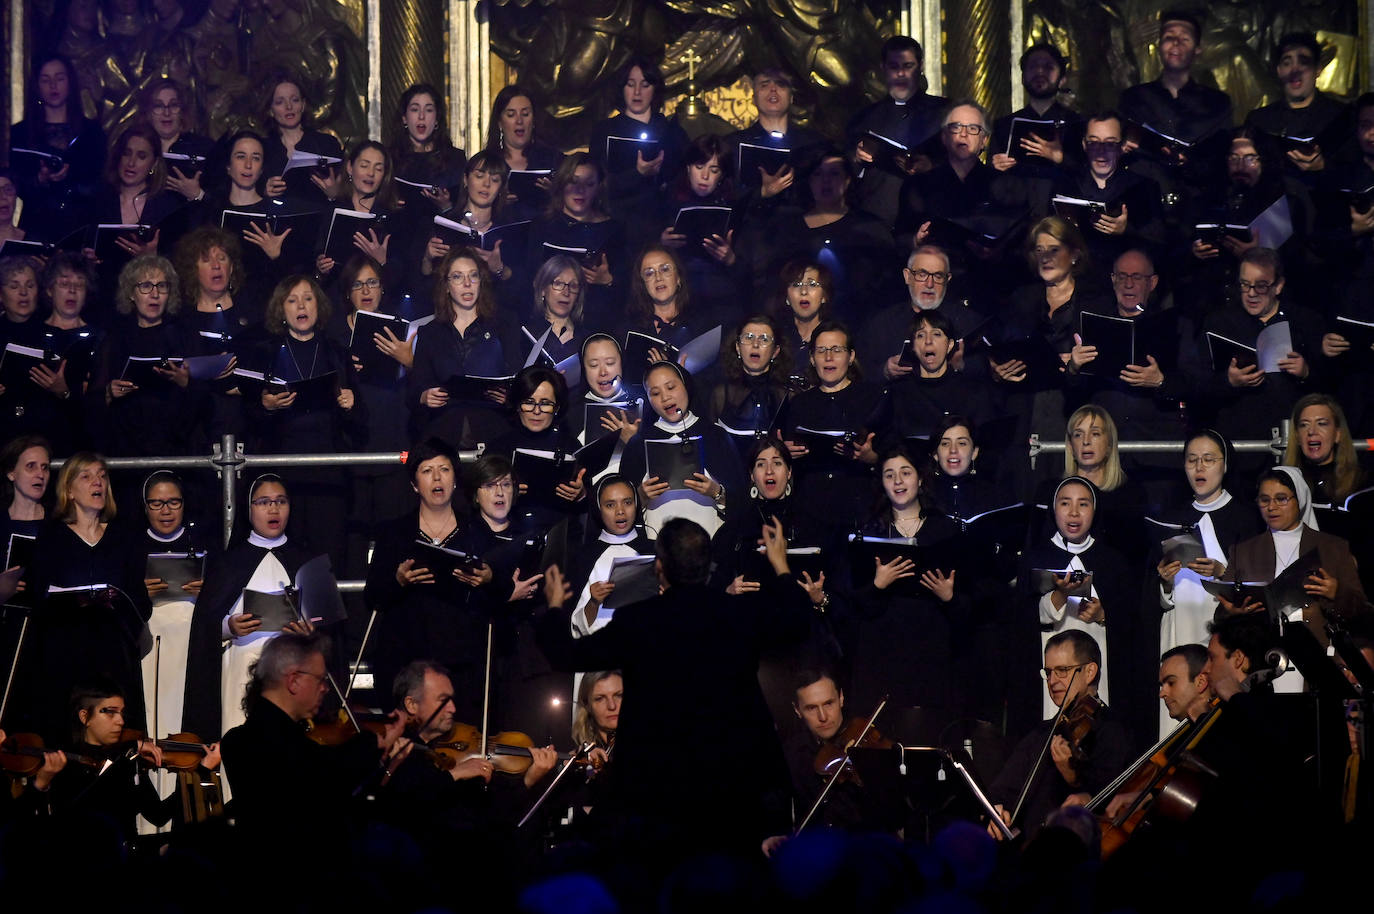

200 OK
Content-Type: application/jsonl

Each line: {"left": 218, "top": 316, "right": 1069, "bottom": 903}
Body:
{"left": 50, "top": 426, "right": 1350, "bottom": 552}
{"left": 51, "top": 434, "right": 483, "bottom": 551}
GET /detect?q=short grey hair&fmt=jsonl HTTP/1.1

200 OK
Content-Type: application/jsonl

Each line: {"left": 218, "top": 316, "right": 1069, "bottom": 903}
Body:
{"left": 942, "top": 98, "right": 991, "bottom": 132}
{"left": 244, "top": 632, "right": 323, "bottom": 713}
{"left": 908, "top": 245, "right": 951, "bottom": 275}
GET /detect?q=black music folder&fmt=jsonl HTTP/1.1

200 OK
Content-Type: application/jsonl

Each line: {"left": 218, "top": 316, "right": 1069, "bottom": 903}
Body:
{"left": 644, "top": 436, "right": 705, "bottom": 490}
{"left": 349, "top": 310, "right": 410, "bottom": 378}
{"left": 601, "top": 555, "right": 659, "bottom": 609}
{"left": 1078, "top": 311, "right": 1135, "bottom": 376}
{"left": 606, "top": 136, "right": 662, "bottom": 173}
{"left": 145, "top": 551, "right": 207, "bottom": 606}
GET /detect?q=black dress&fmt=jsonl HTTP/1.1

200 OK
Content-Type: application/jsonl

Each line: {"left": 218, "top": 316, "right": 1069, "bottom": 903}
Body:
{"left": 14, "top": 519, "right": 153, "bottom": 744}
{"left": 86, "top": 317, "right": 199, "bottom": 457}
{"left": 251, "top": 334, "right": 362, "bottom": 576}
{"left": 782, "top": 381, "right": 891, "bottom": 534}
{"left": 262, "top": 129, "right": 346, "bottom": 206}
{"left": 525, "top": 214, "right": 629, "bottom": 331}
{"left": 363, "top": 510, "right": 496, "bottom": 724}
{"left": 0, "top": 320, "right": 100, "bottom": 455}
{"left": 408, "top": 313, "right": 523, "bottom": 449}
{"left": 843, "top": 512, "right": 973, "bottom": 717}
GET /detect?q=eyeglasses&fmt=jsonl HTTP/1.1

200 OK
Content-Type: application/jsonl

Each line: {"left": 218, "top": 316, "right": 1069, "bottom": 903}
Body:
{"left": 250, "top": 496, "right": 290, "bottom": 508}
{"left": 1184, "top": 455, "right": 1222, "bottom": 469}
{"left": 151, "top": 102, "right": 182, "bottom": 113}
{"left": 740, "top": 332, "right": 773, "bottom": 345}
{"left": 790, "top": 279, "right": 822, "bottom": 290}
{"left": 905, "top": 268, "right": 949, "bottom": 285}
{"left": 1039, "top": 664, "right": 1085, "bottom": 681}
{"left": 0, "top": 184, "right": 17, "bottom": 198}
{"left": 134, "top": 280, "right": 171, "bottom": 294}
{"left": 55, "top": 277, "right": 87, "bottom": 290}
{"left": 1111, "top": 272, "right": 1153, "bottom": 285}
{"left": 519, "top": 398, "right": 557, "bottom": 413}
{"left": 1227, "top": 154, "right": 1260, "bottom": 166}
{"left": 145, "top": 497, "right": 184, "bottom": 510}
{"left": 1256, "top": 494, "right": 1295, "bottom": 508}
{"left": 642, "top": 264, "right": 675, "bottom": 280}
{"left": 447, "top": 272, "right": 480, "bottom": 285}
{"left": 549, "top": 279, "right": 581, "bottom": 293}
{"left": 944, "top": 122, "right": 986, "bottom": 136}
{"left": 480, "top": 479, "right": 514, "bottom": 491}
{"left": 1237, "top": 279, "right": 1275, "bottom": 294}
{"left": 290, "top": 669, "right": 327, "bottom": 684}
{"left": 813, "top": 345, "right": 850, "bottom": 356}
{"left": 350, "top": 277, "right": 381, "bottom": 291}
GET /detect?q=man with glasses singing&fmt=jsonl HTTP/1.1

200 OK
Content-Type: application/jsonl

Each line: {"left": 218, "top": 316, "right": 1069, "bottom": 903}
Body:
{"left": 858, "top": 245, "right": 986, "bottom": 381}
{"left": 1065, "top": 248, "right": 1202, "bottom": 443}
{"left": 1049, "top": 112, "right": 1164, "bottom": 270}
{"left": 1199, "top": 247, "right": 1325, "bottom": 450}
{"left": 895, "top": 101, "right": 1028, "bottom": 304}
{"left": 986, "top": 630, "right": 1132, "bottom": 839}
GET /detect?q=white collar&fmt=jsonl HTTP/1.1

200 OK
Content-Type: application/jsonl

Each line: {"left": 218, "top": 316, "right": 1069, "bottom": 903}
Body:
{"left": 248, "top": 531, "right": 287, "bottom": 548}
{"left": 598, "top": 528, "right": 638, "bottom": 545}
{"left": 1052, "top": 532, "right": 1095, "bottom": 554}
{"left": 146, "top": 527, "right": 184, "bottom": 543}
{"left": 1192, "top": 490, "right": 1232, "bottom": 513}
{"left": 653, "top": 410, "right": 698, "bottom": 434}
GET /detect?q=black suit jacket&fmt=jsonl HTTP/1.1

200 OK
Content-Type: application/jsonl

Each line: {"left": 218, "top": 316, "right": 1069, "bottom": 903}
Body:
{"left": 535, "top": 574, "right": 811, "bottom": 841}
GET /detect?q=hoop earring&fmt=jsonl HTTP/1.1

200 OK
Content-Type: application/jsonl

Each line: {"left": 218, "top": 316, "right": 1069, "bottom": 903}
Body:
{"left": 783, "top": 479, "right": 792, "bottom": 497}
{"left": 749, "top": 484, "right": 759, "bottom": 499}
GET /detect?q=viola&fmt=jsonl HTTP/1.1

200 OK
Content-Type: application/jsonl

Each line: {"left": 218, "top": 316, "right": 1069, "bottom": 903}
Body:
{"left": 813, "top": 716, "right": 896, "bottom": 785}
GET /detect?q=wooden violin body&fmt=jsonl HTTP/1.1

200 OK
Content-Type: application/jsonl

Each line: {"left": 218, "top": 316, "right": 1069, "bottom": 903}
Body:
{"left": 813, "top": 717, "right": 895, "bottom": 784}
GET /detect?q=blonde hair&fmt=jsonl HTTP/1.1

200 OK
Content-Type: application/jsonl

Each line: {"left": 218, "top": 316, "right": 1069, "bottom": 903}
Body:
{"left": 1063, "top": 405, "right": 1127, "bottom": 491}
{"left": 572, "top": 670, "right": 621, "bottom": 746}
{"left": 55, "top": 452, "right": 116, "bottom": 524}
{"left": 1284, "top": 393, "right": 1364, "bottom": 500}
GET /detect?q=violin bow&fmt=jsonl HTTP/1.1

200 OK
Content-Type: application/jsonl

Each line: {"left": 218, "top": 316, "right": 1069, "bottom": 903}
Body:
{"left": 1009, "top": 666, "right": 1079, "bottom": 828}
{"left": 0, "top": 614, "right": 30, "bottom": 726}
{"left": 152, "top": 635, "right": 162, "bottom": 743}
{"left": 517, "top": 741, "right": 593, "bottom": 829}
{"left": 344, "top": 609, "right": 378, "bottom": 702}
{"left": 796, "top": 695, "right": 888, "bottom": 834}
{"left": 480, "top": 621, "right": 493, "bottom": 764}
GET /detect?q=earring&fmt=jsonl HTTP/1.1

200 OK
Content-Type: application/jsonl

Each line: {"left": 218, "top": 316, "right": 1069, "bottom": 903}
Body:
{"left": 749, "top": 484, "right": 759, "bottom": 499}
{"left": 783, "top": 480, "right": 792, "bottom": 497}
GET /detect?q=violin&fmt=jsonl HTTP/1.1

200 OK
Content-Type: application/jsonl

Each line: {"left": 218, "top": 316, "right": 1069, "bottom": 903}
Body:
{"left": 119, "top": 729, "right": 217, "bottom": 771}
{"left": 424, "top": 722, "right": 583, "bottom": 776}
{"left": 1053, "top": 692, "right": 1107, "bottom": 761}
{"left": 306, "top": 708, "right": 392, "bottom": 746}
{"left": 0, "top": 733, "right": 101, "bottom": 776}
{"left": 813, "top": 716, "right": 896, "bottom": 785}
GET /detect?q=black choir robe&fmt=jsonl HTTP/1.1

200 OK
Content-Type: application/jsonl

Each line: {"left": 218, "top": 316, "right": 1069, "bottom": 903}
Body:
{"left": 182, "top": 538, "right": 315, "bottom": 739}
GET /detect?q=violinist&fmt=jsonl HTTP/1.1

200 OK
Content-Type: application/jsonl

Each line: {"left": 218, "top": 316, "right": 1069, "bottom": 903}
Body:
{"left": 220, "top": 633, "right": 404, "bottom": 837}
{"left": 388, "top": 659, "right": 558, "bottom": 791}
{"left": 380, "top": 660, "right": 557, "bottom": 898}
{"left": 778, "top": 670, "right": 901, "bottom": 837}
{"left": 988, "top": 631, "right": 1132, "bottom": 839}
{"left": 25, "top": 678, "right": 221, "bottom": 844}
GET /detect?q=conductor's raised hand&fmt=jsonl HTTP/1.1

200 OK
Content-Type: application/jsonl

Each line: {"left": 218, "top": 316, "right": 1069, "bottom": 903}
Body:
{"left": 543, "top": 564, "right": 572, "bottom": 609}
{"left": 761, "top": 516, "right": 791, "bottom": 573}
